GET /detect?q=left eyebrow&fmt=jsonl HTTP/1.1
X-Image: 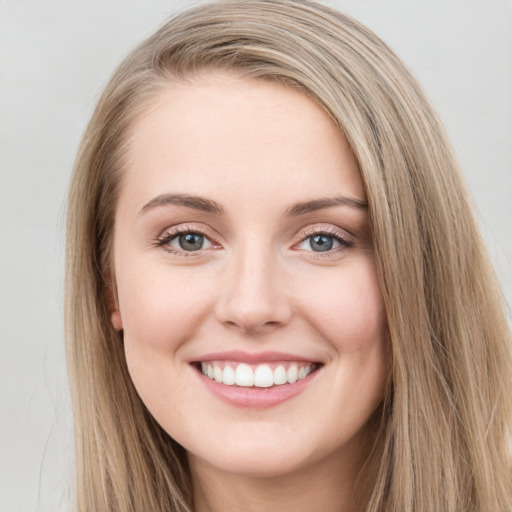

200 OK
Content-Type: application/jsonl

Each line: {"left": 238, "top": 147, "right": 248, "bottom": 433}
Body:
{"left": 285, "top": 196, "right": 368, "bottom": 216}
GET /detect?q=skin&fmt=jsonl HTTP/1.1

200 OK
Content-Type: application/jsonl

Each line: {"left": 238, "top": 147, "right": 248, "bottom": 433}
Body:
{"left": 111, "top": 73, "right": 389, "bottom": 512}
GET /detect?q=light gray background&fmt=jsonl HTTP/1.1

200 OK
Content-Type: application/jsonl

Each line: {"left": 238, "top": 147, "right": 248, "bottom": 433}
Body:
{"left": 1, "top": 1, "right": 511, "bottom": 510}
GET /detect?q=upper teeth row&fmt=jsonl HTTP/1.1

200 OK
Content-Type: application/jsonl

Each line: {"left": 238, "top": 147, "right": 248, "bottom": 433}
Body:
{"left": 201, "top": 362, "right": 315, "bottom": 387}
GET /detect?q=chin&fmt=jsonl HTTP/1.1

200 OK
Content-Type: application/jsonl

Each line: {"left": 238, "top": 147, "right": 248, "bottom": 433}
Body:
{"left": 191, "top": 445, "right": 314, "bottom": 479}
{"left": 185, "top": 422, "right": 349, "bottom": 480}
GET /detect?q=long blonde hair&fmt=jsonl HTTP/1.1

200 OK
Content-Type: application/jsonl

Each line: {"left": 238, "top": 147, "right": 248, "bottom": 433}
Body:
{"left": 65, "top": 1, "right": 512, "bottom": 510}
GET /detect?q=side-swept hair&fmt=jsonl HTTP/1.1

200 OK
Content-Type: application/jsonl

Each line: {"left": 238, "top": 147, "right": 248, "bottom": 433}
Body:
{"left": 66, "top": 1, "right": 512, "bottom": 510}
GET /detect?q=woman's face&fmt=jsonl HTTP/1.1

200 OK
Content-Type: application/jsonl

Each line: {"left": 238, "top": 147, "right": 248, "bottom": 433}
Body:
{"left": 111, "top": 73, "right": 389, "bottom": 478}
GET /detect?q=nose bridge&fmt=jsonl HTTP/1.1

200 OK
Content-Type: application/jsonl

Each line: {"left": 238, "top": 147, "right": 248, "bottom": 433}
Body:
{"left": 216, "top": 238, "right": 291, "bottom": 333}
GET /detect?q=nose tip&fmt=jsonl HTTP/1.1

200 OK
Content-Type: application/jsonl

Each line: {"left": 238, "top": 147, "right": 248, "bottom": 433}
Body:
{"left": 215, "top": 258, "right": 292, "bottom": 334}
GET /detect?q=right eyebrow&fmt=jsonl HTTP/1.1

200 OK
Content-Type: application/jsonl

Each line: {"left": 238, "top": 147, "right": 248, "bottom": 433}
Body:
{"left": 138, "top": 193, "right": 224, "bottom": 216}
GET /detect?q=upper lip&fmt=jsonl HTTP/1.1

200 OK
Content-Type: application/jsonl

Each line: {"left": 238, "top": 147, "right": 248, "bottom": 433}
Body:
{"left": 191, "top": 351, "right": 319, "bottom": 364}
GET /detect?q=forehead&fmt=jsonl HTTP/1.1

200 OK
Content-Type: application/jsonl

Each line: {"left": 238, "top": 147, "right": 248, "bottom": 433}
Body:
{"left": 119, "top": 73, "right": 364, "bottom": 214}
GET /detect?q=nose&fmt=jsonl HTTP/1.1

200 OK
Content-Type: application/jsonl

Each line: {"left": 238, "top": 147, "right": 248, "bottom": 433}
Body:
{"left": 214, "top": 247, "right": 293, "bottom": 335}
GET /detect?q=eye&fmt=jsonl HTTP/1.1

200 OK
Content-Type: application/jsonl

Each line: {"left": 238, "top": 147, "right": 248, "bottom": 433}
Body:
{"left": 154, "top": 225, "right": 219, "bottom": 255}
{"left": 169, "top": 232, "right": 213, "bottom": 252}
{"left": 298, "top": 234, "right": 342, "bottom": 252}
{"left": 293, "top": 225, "right": 354, "bottom": 256}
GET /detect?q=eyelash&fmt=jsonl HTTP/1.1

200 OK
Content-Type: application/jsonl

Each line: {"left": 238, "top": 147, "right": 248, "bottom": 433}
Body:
{"left": 296, "top": 226, "right": 353, "bottom": 257}
{"left": 153, "top": 224, "right": 219, "bottom": 257}
{"left": 153, "top": 224, "right": 353, "bottom": 258}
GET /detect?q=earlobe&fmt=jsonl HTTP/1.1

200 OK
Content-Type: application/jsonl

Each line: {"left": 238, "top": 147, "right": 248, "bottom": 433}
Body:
{"left": 106, "top": 266, "right": 123, "bottom": 331}
{"left": 111, "top": 309, "right": 123, "bottom": 331}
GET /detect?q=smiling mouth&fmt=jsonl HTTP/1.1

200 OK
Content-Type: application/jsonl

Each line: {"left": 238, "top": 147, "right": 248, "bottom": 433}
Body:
{"left": 193, "top": 361, "right": 320, "bottom": 388}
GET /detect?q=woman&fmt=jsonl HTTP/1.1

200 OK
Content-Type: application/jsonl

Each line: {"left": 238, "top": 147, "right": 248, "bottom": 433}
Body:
{"left": 65, "top": 1, "right": 512, "bottom": 510}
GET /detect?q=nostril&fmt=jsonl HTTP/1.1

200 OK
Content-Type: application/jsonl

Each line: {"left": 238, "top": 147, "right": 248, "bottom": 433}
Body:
{"left": 214, "top": 272, "right": 293, "bottom": 332}
{"left": 223, "top": 318, "right": 284, "bottom": 335}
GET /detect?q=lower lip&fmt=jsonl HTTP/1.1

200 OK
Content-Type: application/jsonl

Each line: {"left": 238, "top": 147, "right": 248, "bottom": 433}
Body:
{"left": 195, "top": 367, "right": 319, "bottom": 408}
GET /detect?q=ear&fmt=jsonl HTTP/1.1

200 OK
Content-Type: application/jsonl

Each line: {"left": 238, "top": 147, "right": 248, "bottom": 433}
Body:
{"left": 106, "top": 268, "right": 123, "bottom": 331}
{"left": 111, "top": 308, "right": 123, "bottom": 332}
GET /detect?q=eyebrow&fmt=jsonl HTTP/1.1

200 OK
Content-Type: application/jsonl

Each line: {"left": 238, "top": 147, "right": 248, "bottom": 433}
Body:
{"left": 139, "top": 193, "right": 224, "bottom": 216}
{"left": 285, "top": 196, "right": 368, "bottom": 216}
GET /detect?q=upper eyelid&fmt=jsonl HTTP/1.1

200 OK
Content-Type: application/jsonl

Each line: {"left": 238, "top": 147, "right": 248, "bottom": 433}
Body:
{"left": 295, "top": 224, "right": 353, "bottom": 242}
{"left": 159, "top": 223, "right": 219, "bottom": 241}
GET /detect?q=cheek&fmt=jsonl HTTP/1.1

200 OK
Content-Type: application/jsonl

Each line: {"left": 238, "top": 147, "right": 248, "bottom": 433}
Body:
{"left": 297, "top": 259, "right": 390, "bottom": 407}
{"left": 117, "top": 265, "right": 214, "bottom": 397}
{"left": 298, "top": 260, "right": 387, "bottom": 350}
{"left": 119, "top": 265, "right": 211, "bottom": 350}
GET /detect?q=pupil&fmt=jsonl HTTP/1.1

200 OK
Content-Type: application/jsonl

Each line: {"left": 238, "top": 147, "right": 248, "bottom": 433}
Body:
{"left": 179, "top": 233, "right": 204, "bottom": 251}
{"left": 311, "top": 234, "right": 333, "bottom": 252}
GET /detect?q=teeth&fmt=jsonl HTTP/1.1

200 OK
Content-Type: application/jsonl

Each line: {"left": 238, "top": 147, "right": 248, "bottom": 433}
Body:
{"left": 213, "top": 366, "right": 223, "bottom": 383}
{"left": 274, "top": 365, "right": 287, "bottom": 385}
{"left": 254, "top": 365, "right": 274, "bottom": 388}
{"left": 200, "top": 361, "right": 316, "bottom": 387}
{"left": 287, "top": 364, "right": 298, "bottom": 383}
{"left": 223, "top": 365, "right": 236, "bottom": 385}
{"left": 235, "top": 363, "right": 254, "bottom": 386}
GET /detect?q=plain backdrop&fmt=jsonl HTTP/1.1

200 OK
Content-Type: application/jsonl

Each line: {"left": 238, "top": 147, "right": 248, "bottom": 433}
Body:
{"left": 0, "top": 1, "right": 511, "bottom": 510}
